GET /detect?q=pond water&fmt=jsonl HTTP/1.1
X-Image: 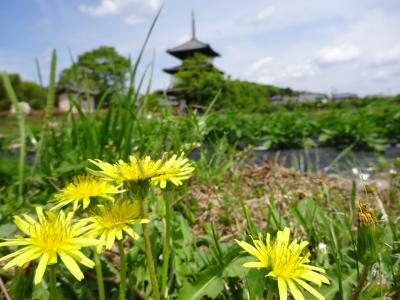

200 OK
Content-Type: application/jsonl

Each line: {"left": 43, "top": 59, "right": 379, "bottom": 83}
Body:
{"left": 1, "top": 145, "right": 400, "bottom": 177}
{"left": 253, "top": 145, "right": 400, "bottom": 176}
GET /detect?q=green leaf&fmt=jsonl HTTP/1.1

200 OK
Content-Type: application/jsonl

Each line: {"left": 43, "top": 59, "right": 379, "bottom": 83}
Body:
{"left": 178, "top": 266, "right": 224, "bottom": 300}
{"left": 320, "top": 269, "right": 358, "bottom": 300}
{"left": 0, "top": 223, "right": 17, "bottom": 236}
{"left": 10, "top": 268, "right": 34, "bottom": 300}
{"left": 245, "top": 269, "right": 268, "bottom": 300}
{"left": 222, "top": 257, "right": 249, "bottom": 278}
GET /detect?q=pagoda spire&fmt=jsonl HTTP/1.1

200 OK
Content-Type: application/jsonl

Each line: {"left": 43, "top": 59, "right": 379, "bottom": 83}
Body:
{"left": 191, "top": 10, "right": 196, "bottom": 39}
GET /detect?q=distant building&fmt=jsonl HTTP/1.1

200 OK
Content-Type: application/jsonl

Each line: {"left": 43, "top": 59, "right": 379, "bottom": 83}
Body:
{"left": 296, "top": 92, "right": 328, "bottom": 102}
{"left": 160, "top": 12, "right": 220, "bottom": 106}
{"left": 270, "top": 95, "right": 286, "bottom": 104}
{"left": 10, "top": 101, "right": 31, "bottom": 115}
{"left": 163, "top": 12, "right": 220, "bottom": 76}
{"left": 270, "top": 92, "right": 328, "bottom": 105}
{"left": 331, "top": 93, "right": 358, "bottom": 101}
{"left": 56, "top": 85, "right": 98, "bottom": 113}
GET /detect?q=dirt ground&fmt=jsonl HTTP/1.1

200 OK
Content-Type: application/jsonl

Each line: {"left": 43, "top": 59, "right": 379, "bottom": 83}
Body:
{"left": 184, "top": 159, "right": 396, "bottom": 237}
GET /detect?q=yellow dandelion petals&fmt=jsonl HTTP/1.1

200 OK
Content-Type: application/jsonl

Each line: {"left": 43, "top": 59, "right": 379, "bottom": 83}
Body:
{"left": 86, "top": 200, "right": 148, "bottom": 252}
{"left": 151, "top": 153, "right": 195, "bottom": 189}
{"left": 0, "top": 207, "right": 98, "bottom": 284}
{"left": 236, "top": 227, "right": 329, "bottom": 300}
{"left": 235, "top": 233, "right": 270, "bottom": 268}
{"left": 88, "top": 159, "right": 124, "bottom": 182}
{"left": 88, "top": 155, "right": 162, "bottom": 183}
{"left": 53, "top": 175, "right": 124, "bottom": 210}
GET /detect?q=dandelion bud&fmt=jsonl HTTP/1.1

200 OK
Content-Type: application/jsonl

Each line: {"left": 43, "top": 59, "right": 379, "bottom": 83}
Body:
{"left": 357, "top": 203, "right": 379, "bottom": 266}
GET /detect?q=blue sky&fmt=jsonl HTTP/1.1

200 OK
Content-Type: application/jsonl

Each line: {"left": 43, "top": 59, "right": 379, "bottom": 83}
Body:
{"left": 1, "top": 0, "right": 400, "bottom": 95}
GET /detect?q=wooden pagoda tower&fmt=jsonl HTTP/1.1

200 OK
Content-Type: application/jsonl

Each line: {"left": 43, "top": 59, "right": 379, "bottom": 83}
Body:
{"left": 159, "top": 12, "right": 221, "bottom": 108}
{"left": 163, "top": 12, "right": 220, "bottom": 75}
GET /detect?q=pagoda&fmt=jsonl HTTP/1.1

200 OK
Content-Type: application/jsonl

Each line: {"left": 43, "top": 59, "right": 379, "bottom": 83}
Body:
{"left": 163, "top": 12, "right": 220, "bottom": 75}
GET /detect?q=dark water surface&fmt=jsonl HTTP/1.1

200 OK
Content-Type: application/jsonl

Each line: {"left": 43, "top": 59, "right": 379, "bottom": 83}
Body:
{"left": 253, "top": 146, "right": 400, "bottom": 176}
{"left": 2, "top": 146, "right": 400, "bottom": 177}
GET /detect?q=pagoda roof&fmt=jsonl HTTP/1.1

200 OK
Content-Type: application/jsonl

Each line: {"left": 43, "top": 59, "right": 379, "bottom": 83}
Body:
{"left": 167, "top": 38, "right": 220, "bottom": 60}
{"left": 163, "top": 62, "right": 223, "bottom": 75}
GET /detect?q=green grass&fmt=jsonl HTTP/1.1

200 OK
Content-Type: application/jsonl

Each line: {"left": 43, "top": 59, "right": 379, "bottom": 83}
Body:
{"left": 0, "top": 114, "right": 64, "bottom": 135}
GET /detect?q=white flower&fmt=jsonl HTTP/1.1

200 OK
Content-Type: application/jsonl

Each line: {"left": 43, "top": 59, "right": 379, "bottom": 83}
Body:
{"left": 318, "top": 242, "right": 327, "bottom": 252}
{"left": 360, "top": 173, "right": 370, "bottom": 181}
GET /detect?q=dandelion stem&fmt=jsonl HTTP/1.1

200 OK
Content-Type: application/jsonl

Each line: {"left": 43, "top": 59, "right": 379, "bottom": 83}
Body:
{"left": 266, "top": 279, "right": 274, "bottom": 300}
{"left": 49, "top": 266, "right": 57, "bottom": 299}
{"left": 117, "top": 240, "right": 127, "bottom": 300}
{"left": 94, "top": 251, "right": 106, "bottom": 300}
{"left": 266, "top": 290, "right": 273, "bottom": 300}
{"left": 349, "top": 265, "right": 369, "bottom": 300}
{"left": 161, "top": 191, "right": 172, "bottom": 298}
{"left": 140, "top": 199, "right": 161, "bottom": 300}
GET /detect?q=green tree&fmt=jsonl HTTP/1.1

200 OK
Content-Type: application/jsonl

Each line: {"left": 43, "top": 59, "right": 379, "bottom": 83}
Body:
{"left": 172, "top": 53, "right": 225, "bottom": 106}
{"left": 0, "top": 73, "right": 46, "bottom": 110}
{"left": 59, "top": 46, "right": 130, "bottom": 94}
{"left": 19, "top": 81, "right": 47, "bottom": 109}
{"left": 223, "top": 80, "right": 272, "bottom": 111}
{"left": 0, "top": 73, "right": 22, "bottom": 110}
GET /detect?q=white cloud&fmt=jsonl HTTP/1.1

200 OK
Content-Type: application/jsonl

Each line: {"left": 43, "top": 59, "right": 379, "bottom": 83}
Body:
{"left": 123, "top": 15, "right": 145, "bottom": 25}
{"left": 79, "top": 0, "right": 161, "bottom": 24}
{"left": 248, "top": 56, "right": 315, "bottom": 85}
{"left": 282, "top": 64, "right": 315, "bottom": 79}
{"left": 255, "top": 7, "right": 274, "bottom": 23}
{"left": 372, "top": 46, "right": 400, "bottom": 66}
{"left": 248, "top": 56, "right": 273, "bottom": 74}
{"left": 316, "top": 44, "right": 361, "bottom": 65}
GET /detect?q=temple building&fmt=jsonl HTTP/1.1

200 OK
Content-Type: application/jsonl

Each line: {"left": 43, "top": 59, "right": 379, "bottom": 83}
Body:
{"left": 161, "top": 12, "right": 220, "bottom": 106}
{"left": 164, "top": 12, "right": 220, "bottom": 75}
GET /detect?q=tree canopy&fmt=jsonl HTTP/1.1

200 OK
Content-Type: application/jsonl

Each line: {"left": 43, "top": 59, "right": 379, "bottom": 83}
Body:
{"left": 171, "top": 53, "right": 284, "bottom": 111}
{"left": 172, "top": 53, "right": 225, "bottom": 106}
{"left": 0, "top": 73, "right": 46, "bottom": 110}
{"left": 59, "top": 46, "right": 130, "bottom": 94}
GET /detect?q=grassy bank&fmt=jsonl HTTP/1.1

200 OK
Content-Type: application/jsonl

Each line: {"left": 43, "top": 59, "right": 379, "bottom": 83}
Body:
{"left": 2, "top": 99, "right": 400, "bottom": 152}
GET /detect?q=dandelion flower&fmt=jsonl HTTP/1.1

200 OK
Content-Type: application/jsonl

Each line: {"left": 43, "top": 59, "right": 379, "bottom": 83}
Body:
{"left": 0, "top": 207, "right": 98, "bottom": 284}
{"left": 269, "top": 228, "right": 329, "bottom": 300}
{"left": 87, "top": 200, "right": 149, "bottom": 252}
{"left": 89, "top": 156, "right": 162, "bottom": 183}
{"left": 88, "top": 159, "right": 125, "bottom": 182}
{"left": 117, "top": 155, "right": 162, "bottom": 182}
{"left": 151, "top": 153, "right": 194, "bottom": 189}
{"left": 235, "top": 234, "right": 269, "bottom": 268}
{"left": 53, "top": 175, "right": 124, "bottom": 210}
{"left": 236, "top": 228, "right": 329, "bottom": 300}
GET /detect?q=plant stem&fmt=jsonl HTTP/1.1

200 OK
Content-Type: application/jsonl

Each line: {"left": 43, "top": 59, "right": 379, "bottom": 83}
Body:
{"left": 32, "top": 49, "right": 56, "bottom": 173}
{"left": 265, "top": 279, "right": 274, "bottom": 300}
{"left": 49, "top": 266, "right": 57, "bottom": 300}
{"left": 140, "top": 200, "right": 161, "bottom": 300}
{"left": 349, "top": 265, "right": 369, "bottom": 300}
{"left": 161, "top": 192, "right": 172, "bottom": 298}
{"left": 266, "top": 290, "right": 273, "bottom": 300}
{"left": 1, "top": 73, "right": 26, "bottom": 205}
{"left": 93, "top": 251, "right": 106, "bottom": 300}
{"left": 117, "top": 240, "right": 127, "bottom": 300}
{"left": 0, "top": 276, "right": 11, "bottom": 300}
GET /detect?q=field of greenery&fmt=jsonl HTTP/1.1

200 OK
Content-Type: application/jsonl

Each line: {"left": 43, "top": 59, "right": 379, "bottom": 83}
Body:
{"left": 1, "top": 19, "right": 400, "bottom": 300}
